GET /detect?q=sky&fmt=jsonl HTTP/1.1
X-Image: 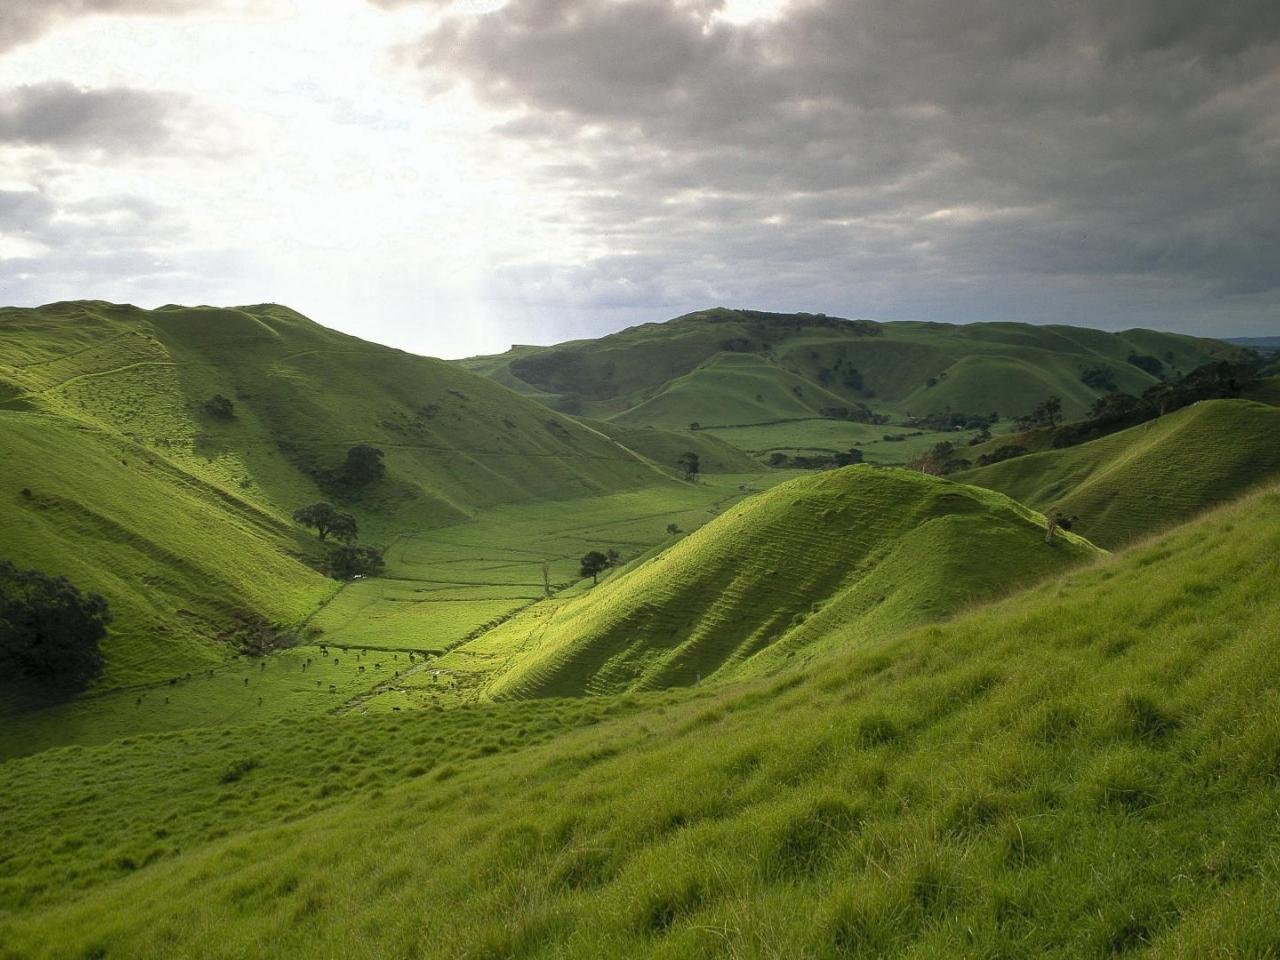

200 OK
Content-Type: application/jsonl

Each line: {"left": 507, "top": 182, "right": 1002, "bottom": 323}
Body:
{"left": 0, "top": 0, "right": 1277, "bottom": 358}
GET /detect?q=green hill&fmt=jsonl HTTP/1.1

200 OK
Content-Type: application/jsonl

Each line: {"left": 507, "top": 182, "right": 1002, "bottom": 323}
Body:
{"left": 956, "top": 399, "right": 1280, "bottom": 548}
{"left": 462, "top": 308, "right": 1244, "bottom": 434}
{"left": 0, "top": 301, "right": 671, "bottom": 689}
{"left": 482, "top": 467, "right": 1100, "bottom": 700}
{"left": 3, "top": 482, "right": 1279, "bottom": 957}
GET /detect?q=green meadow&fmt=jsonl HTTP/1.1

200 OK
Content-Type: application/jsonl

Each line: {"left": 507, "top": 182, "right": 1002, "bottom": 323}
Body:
{"left": 3, "top": 486, "right": 1279, "bottom": 958}
{"left": 3, "top": 301, "right": 1280, "bottom": 959}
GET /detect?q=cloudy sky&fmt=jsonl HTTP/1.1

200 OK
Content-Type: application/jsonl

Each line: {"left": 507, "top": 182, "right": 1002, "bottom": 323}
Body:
{"left": 0, "top": 0, "right": 1277, "bottom": 357}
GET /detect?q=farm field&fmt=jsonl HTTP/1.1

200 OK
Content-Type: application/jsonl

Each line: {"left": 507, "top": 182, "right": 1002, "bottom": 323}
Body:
{"left": 0, "top": 473, "right": 782, "bottom": 758}
{"left": 702, "top": 418, "right": 993, "bottom": 464}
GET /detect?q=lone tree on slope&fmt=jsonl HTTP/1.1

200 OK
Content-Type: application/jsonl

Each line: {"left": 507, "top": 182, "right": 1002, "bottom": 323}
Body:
{"left": 0, "top": 561, "right": 110, "bottom": 688}
{"left": 292, "top": 502, "right": 358, "bottom": 543}
{"left": 580, "top": 551, "right": 610, "bottom": 585}
{"left": 677, "top": 451, "right": 700, "bottom": 481}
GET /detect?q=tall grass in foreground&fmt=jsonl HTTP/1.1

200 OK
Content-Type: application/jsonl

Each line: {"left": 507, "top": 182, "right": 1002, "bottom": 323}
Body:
{"left": 2, "top": 487, "right": 1279, "bottom": 958}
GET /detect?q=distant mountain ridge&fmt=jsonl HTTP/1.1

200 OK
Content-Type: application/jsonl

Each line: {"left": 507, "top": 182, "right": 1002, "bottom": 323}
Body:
{"left": 461, "top": 308, "right": 1247, "bottom": 433}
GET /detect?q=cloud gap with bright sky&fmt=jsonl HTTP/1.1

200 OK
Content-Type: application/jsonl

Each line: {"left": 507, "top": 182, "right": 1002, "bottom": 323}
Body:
{"left": 0, "top": 0, "right": 1276, "bottom": 357}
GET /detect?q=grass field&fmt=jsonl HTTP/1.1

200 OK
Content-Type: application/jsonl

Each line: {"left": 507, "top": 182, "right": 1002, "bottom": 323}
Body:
{"left": 957, "top": 398, "right": 1280, "bottom": 547}
{"left": 2, "top": 483, "right": 1278, "bottom": 957}
{"left": 701, "top": 418, "right": 992, "bottom": 465}
{"left": 0, "top": 473, "right": 781, "bottom": 758}
{"left": 0, "top": 301, "right": 708, "bottom": 692}
{"left": 5, "top": 300, "right": 1278, "bottom": 959}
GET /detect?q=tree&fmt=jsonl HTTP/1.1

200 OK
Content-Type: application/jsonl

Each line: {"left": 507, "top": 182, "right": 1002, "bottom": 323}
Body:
{"left": 833, "top": 448, "right": 864, "bottom": 466}
{"left": 203, "top": 394, "right": 235, "bottom": 419}
{"left": 606, "top": 549, "right": 621, "bottom": 567}
{"left": 292, "top": 502, "right": 358, "bottom": 542}
{"left": 326, "top": 544, "right": 385, "bottom": 580}
{"left": 579, "top": 551, "right": 610, "bottom": 585}
{"left": 1016, "top": 396, "right": 1063, "bottom": 430}
{"left": 1127, "top": 353, "right": 1165, "bottom": 377}
{"left": 1089, "top": 392, "right": 1142, "bottom": 424}
{"left": 908, "top": 441, "right": 971, "bottom": 476}
{"left": 677, "top": 451, "right": 700, "bottom": 481}
{"left": 665, "top": 523, "right": 682, "bottom": 535}
{"left": 0, "top": 561, "right": 109, "bottom": 687}
{"left": 340, "top": 444, "right": 385, "bottom": 487}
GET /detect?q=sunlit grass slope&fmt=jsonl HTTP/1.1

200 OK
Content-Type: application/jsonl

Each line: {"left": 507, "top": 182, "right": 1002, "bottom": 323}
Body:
{"left": 0, "top": 301, "right": 669, "bottom": 687}
{"left": 462, "top": 307, "right": 1243, "bottom": 429}
{"left": 2, "top": 486, "right": 1278, "bottom": 958}
{"left": 0, "top": 412, "right": 332, "bottom": 688}
{"left": 957, "top": 398, "right": 1280, "bottom": 548}
{"left": 483, "top": 467, "right": 1100, "bottom": 699}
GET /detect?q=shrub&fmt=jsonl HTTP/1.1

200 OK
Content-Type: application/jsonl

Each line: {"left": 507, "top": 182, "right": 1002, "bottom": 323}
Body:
{"left": 326, "top": 545, "right": 385, "bottom": 580}
{"left": 202, "top": 394, "right": 235, "bottom": 419}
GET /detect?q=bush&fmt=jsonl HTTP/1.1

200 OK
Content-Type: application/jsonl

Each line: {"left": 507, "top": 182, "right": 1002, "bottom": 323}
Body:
{"left": 0, "top": 561, "right": 109, "bottom": 688}
{"left": 202, "top": 394, "right": 235, "bottom": 419}
{"left": 976, "top": 445, "right": 1028, "bottom": 467}
{"left": 326, "top": 545, "right": 385, "bottom": 580}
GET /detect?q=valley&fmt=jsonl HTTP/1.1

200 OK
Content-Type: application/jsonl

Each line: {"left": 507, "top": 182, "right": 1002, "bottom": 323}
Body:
{"left": 3, "top": 302, "right": 1280, "bottom": 958}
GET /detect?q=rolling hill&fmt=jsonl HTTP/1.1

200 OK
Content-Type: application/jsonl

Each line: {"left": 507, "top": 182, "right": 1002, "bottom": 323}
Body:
{"left": 956, "top": 398, "right": 1280, "bottom": 548}
{"left": 0, "top": 301, "right": 674, "bottom": 689}
{"left": 481, "top": 466, "right": 1100, "bottom": 699}
{"left": 461, "top": 308, "right": 1245, "bottom": 434}
{"left": 2, "top": 480, "right": 1278, "bottom": 958}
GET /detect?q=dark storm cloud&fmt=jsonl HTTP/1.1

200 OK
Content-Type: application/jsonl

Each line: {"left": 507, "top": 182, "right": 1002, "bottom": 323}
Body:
{"left": 0, "top": 0, "right": 204, "bottom": 52}
{"left": 398, "top": 0, "right": 1280, "bottom": 332}
{"left": 0, "top": 83, "right": 183, "bottom": 152}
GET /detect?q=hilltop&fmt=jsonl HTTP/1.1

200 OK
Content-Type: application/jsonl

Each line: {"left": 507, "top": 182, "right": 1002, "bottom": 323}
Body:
{"left": 482, "top": 467, "right": 1100, "bottom": 699}
{"left": 0, "top": 301, "right": 676, "bottom": 689}
{"left": 956, "top": 398, "right": 1280, "bottom": 547}
{"left": 2, "top": 480, "right": 1278, "bottom": 957}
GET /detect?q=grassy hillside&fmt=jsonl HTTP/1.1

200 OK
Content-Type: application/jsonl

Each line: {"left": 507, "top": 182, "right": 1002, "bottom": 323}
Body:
{"left": 0, "top": 301, "right": 671, "bottom": 689}
{"left": 481, "top": 467, "right": 1100, "bottom": 700}
{"left": 576, "top": 418, "right": 761, "bottom": 475}
{"left": 2, "top": 484, "right": 1278, "bottom": 957}
{"left": 462, "top": 308, "right": 1244, "bottom": 438}
{"left": 956, "top": 399, "right": 1280, "bottom": 548}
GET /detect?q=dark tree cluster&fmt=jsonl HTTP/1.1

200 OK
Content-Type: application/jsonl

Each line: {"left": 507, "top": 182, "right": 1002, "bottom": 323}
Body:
{"left": 1052, "top": 360, "right": 1257, "bottom": 449}
{"left": 338, "top": 444, "right": 385, "bottom": 488}
{"left": 908, "top": 410, "right": 999, "bottom": 432}
{"left": 678, "top": 451, "right": 700, "bottom": 480}
{"left": 1079, "top": 366, "right": 1118, "bottom": 392}
{"left": 768, "top": 448, "right": 864, "bottom": 469}
{"left": 907, "top": 442, "right": 972, "bottom": 476}
{"left": 1126, "top": 353, "right": 1165, "bottom": 377}
{"left": 975, "top": 444, "right": 1028, "bottom": 467}
{"left": 202, "top": 394, "right": 235, "bottom": 419}
{"left": 326, "top": 545, "right": 385, "bottom": 580}
{"left": 1015, "top": 396, "right": 1063, "bottom": 430}
{"left": 0, "top": 561, "right": 109, "bottom": 688}
{"left": 292, "top": 503, "right": 385, "bottom": 581}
